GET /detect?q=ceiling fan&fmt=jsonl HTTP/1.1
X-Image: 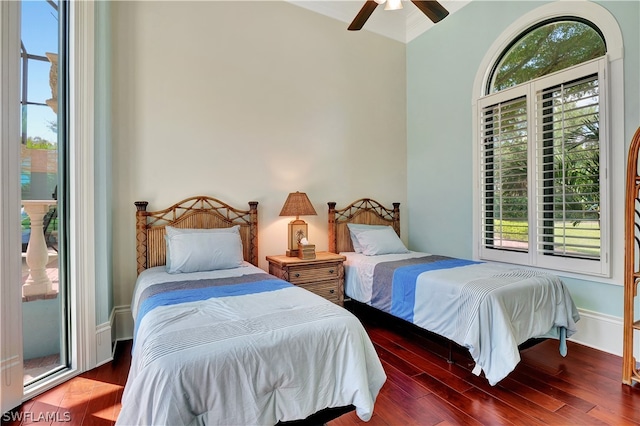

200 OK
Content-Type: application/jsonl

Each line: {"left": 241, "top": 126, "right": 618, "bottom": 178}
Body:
{"left": 348, "top": 0, "right": 449, "bottom": 31}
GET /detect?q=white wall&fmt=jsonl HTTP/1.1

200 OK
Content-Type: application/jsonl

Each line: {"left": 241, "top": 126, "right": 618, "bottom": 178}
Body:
{"left": 110, "top": 1, "right": 407, "bottom": 309}
{"left": 406, "top": 0, "right": 639, "bottom": 320}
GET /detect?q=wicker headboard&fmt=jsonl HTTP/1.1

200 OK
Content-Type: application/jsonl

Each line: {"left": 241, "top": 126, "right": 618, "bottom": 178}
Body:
{"left": 327, "top": 198, "right": 400, "bottom": 253}
{"left": 134, "top": 195, "right": 258, "bottom": 274}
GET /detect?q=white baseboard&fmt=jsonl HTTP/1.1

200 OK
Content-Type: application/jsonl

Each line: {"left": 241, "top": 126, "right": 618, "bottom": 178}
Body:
{"left": 568, "top": 308, "right": 625, "bottom": 357}
{"left": 95, "top": 321, "right": 113, "bottom": 367}
{"left": 113, "top": 305, "right": 133, "bottom": 341}
{"left": 109, "top": 305, "right": 626, "bottom": 358}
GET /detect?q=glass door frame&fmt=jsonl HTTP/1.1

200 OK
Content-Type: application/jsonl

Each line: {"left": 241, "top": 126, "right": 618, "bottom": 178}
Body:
{"left": 1, "top": 0, "right": 98, "bottom": 411}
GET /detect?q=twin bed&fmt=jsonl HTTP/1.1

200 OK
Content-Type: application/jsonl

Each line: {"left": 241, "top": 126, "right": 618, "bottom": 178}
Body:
{"left": 117, "top": 196, "right": 386, "bottom": 426}
{"left": 328, "top": 198, "right": 580, "bottom": 386}
{"left": 118, "top": 194, "right": 580, "bottom": 425}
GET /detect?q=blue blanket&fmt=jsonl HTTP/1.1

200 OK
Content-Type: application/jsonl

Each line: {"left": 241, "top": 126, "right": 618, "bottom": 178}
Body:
{"left": 134, "top": 273, "right": 292, "bottom": 343}
{"left": 391, "top": 258, "right": 483, "bottom": 321}
{"left": 371, "top": 256, "right": 482, "bottom": 321}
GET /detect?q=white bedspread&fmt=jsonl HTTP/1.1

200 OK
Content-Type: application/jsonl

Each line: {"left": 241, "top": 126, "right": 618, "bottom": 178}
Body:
{"left": 342, "top": 252, "right": 580, "bottom": 385}
{"left": 117, "top": 264, "right": 386, "bottom": 426}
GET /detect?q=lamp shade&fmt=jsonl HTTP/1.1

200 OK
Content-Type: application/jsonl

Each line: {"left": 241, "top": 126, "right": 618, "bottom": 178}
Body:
{"left": 279, "top": 192, "right": 317, "bottom": 218}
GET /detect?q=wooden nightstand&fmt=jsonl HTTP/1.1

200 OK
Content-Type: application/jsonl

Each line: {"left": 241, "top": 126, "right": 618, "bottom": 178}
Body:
{"left": 266, "top": 252, "right": 346, "bottom": 306}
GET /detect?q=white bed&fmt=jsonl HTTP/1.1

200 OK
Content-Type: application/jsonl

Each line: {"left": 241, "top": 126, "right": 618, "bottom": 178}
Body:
{"left": 117, "top": 196, "right": 386, "bottom": 425}
{"left": 328, "top": 199, "right": 580, "bottom": 386}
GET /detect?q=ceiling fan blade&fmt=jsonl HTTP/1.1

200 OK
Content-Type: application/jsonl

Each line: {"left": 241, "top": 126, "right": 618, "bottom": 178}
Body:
{"left": 411, "top": 0, "right": 449, "bottom": 23}
{"left": 348, "top": 1, "right": 379, "bottom": 31}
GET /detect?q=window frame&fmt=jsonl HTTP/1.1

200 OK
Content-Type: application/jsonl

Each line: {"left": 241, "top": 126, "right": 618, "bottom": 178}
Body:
{"left": 478, "top": 58, "right": 609, "bottom": 276}
{"left": 471, "top": 1, "right": 623, "bottom": 280}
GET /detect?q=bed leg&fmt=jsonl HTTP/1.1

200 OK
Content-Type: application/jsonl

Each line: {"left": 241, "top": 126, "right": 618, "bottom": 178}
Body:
{"left": 447, "top": 341, "right": 454, "bottom": 364}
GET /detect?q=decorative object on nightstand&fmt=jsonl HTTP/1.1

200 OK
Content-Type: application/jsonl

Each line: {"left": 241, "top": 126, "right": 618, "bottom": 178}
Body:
{"left": 298, "top": 238, "right": 316, "bottom": 260}
{"left": 279, "top": 191, "right": 317, "bottom": 257}
{"left": 266, "top": 252, "right": 346, "bottom": 306}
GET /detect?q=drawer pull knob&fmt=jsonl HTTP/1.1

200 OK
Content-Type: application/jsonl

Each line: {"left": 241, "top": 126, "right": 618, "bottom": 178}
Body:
{"left": 329, "top": 269, "right": 334, "bottom": 274}
{"left": 329, "top": 289, "right": 335, "bottom": 294}
{"left": 294, "top": 273, "right": 300, "bottom": 277}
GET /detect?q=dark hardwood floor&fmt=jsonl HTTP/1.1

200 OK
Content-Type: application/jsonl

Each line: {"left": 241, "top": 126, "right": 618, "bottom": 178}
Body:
{"left": 4, "top": 304, "right": 640, "bottom": 425}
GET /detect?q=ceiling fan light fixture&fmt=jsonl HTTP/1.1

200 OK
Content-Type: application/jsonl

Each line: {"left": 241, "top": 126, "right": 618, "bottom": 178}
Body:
{"left": 384, "top": 0, "right": 403, "bottom": 10}
{"left": 348, "top": 0, "right": 447, "bottom": 31}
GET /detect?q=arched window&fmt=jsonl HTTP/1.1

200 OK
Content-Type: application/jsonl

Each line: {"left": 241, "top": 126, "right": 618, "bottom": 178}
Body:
{"left": 472, "top": 3, "right": 622, "bottom": 277}
{"left": 488, "top": 19, "right": 606, "bottom": 93}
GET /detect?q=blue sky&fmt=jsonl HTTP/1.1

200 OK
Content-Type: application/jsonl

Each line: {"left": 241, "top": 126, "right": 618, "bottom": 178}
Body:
{"left": 22, "top": 0, "right": 59, "bottom": 143}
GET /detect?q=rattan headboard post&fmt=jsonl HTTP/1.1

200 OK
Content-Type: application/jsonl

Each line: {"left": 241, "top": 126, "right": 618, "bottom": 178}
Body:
{"left": 249, "top": 201, "right": 258, "bottom": 266}
{"left": 392, "top": 202, "right": 400, "bottom": 235}
{"left": 327, "top": 199, "right": 401, "bottom": 253}
{"left": 135, "top": 201, "right": 149, "bottom": 274}
{"left": 328, "top": 202, "right": 337, "bottom": 254}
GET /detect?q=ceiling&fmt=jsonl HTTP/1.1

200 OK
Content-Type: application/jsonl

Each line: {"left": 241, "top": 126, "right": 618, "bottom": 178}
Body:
{"left": 288, "top": 0, "right": 470, "bottom": 43}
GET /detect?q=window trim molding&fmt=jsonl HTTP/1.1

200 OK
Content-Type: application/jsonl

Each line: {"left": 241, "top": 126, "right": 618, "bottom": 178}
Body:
{"left": 471, "top": 1, "right": 624, "bottom": 283}
{"left": 67, "top": 0, "right": 96, "bottom": 375}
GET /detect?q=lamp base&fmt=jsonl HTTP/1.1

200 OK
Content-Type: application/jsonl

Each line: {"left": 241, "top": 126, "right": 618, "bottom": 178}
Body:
{"left": 287, "top": 220, "right": 308, "bottom": 257}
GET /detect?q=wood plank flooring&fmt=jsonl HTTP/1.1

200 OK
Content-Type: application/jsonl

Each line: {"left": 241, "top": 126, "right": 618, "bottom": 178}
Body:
{"left": 4, "top": 303, "right": 640, "bottom": 425}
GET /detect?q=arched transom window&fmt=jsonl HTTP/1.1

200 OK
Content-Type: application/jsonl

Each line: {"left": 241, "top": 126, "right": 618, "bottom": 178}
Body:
{"left": 489, "top": 19, "right": 606, "bottom": 93}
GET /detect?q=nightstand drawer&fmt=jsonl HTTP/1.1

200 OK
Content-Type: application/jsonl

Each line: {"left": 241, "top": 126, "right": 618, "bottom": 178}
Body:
{"left": 298, "top": 281, "right": 341, "bottom": 303}
{"left": 287, "top": 264, "right": 340, "bottom": 284}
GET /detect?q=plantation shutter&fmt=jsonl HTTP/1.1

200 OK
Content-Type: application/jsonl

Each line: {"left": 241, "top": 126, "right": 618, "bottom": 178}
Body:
{"left": 480, "top": 95, "right": 529, "bottom": 253}
{"left": 535, "top": 74, "right": 601, "bottom": 261}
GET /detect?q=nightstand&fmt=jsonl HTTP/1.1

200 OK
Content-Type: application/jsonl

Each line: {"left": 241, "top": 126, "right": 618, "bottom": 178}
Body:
{"left": 266, "top": 252, "right": 346, "bottom": 306}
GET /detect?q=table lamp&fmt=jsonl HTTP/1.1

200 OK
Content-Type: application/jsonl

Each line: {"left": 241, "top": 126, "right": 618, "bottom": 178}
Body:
{"left": 279, "top": 191, "right": 317, "bottom": 256}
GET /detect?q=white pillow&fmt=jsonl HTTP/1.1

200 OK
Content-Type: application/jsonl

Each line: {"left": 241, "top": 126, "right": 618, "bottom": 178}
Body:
{"left": 346, "top": 224, "right": 390, "bottom": 253}
{"left": 166, "top": 224, "right": 240, "bottom": 237}
{"left": 354, "top": 226, "right": 409, "bottom": 256}
{"left": 165, "top": 225, "right": 241, "bottom": 271}
{"left": 165, "top": 231, "right": 244, "bottom": 274}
